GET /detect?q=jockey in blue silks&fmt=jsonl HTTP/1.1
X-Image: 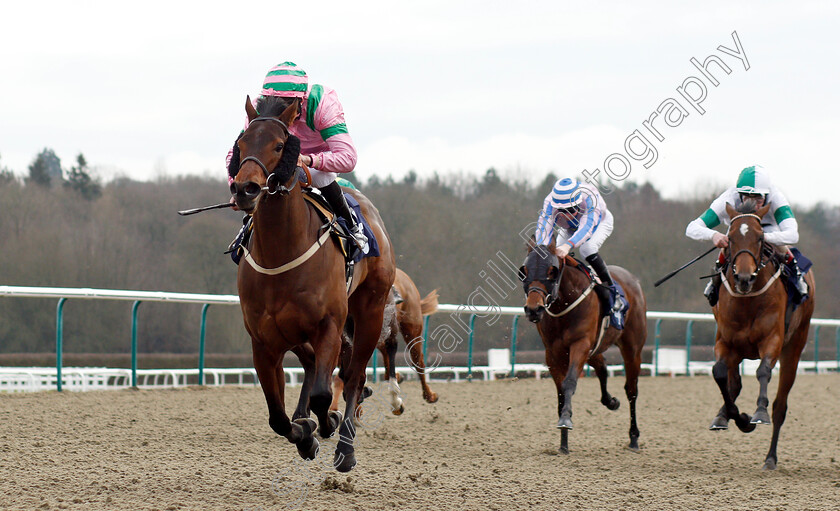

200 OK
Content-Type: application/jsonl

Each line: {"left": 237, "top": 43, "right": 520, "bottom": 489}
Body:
{"left": 535, "top": 177, "right": 624, "bottom": 326}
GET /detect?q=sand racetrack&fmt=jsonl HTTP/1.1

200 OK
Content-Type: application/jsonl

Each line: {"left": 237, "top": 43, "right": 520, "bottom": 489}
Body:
{"left": 2, "top": 373, "right": 840, "bottom": 510}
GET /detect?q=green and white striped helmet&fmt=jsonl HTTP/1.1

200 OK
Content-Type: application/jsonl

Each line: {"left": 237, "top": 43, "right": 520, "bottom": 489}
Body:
{"left": 735, "top": 165, "right": 771, "bottom": 195}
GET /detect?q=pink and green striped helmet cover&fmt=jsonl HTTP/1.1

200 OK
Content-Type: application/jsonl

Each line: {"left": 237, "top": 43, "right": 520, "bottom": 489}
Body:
{"left": 261, "top": 62, "right": 308, "bottom": 98}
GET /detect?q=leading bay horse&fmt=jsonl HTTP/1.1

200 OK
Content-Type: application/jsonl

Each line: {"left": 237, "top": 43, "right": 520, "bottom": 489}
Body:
{"left": 709, "top": 201, "right": 815, "bottom": 470}
{"left": 231, "top": 96, "right": 396, "bottom": 472}
{"left": 519, "top": 239, "right": 646, "bottom": 454}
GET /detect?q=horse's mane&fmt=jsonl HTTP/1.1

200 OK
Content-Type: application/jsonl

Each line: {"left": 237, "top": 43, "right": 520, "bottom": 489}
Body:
{"left": 736, "top": 199, "right": 758, "bottom": 214}
{"left": 255, "top": 96, "right": 297, "bottom": 118}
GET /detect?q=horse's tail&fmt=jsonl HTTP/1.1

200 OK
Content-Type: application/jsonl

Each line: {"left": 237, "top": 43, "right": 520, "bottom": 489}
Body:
{"left": 420, "top": 289, "right": 440, "bottom": 316}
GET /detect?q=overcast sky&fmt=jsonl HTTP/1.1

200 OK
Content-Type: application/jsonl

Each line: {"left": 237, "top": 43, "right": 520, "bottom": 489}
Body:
{"left": 2, "top": 0, "right": 839, "bottom": 206}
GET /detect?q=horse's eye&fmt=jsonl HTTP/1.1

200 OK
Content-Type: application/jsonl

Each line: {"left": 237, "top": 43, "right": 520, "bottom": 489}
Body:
{"left": 275, "top": 143, "right": 284, "bottom": 152}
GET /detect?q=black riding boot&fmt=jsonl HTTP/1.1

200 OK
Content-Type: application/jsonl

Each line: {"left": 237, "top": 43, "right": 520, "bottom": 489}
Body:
{"left": 586, "top": 253, "right": 624, "bottom": 327}
{"left": 318, "top": 180, "right": 369, "bottom": 255}
{"left": 704, "top": 257, "right": 725, "bottom": 307}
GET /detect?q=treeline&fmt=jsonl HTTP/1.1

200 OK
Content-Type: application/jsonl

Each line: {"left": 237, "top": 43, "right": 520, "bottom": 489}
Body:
{"left": 0, "top": 157, "right": 838, "bottom": 359}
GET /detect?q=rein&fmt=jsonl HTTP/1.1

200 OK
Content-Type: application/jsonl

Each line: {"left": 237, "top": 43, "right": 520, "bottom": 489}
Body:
{"left": 541, "top": 258, "right": 597, "bottom": 318}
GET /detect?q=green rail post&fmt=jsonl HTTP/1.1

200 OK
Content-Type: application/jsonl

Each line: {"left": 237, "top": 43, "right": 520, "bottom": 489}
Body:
{"left": 56, "top": 298, "right": 67, "bottom": 392}
{"left": 422, "top": 315, "right": 430, "bottom": 366}
{"left": 467, "top": 314, "right": 477, "bottom": 380}
{"left": 814, "top": 325, "right": 821, "bottom": 372}
{"left": 654, "top": 318, "right": 662, "bottom": 377}
{"left": 198, "top": 304, "right": 210, "bottom": 386}
{"left": 835, "top": 327, "right": 840, "bottom": 371}
{"left": 685, "top": 320, "right": 694, "bottom": 376}
{"left": 510, "top": 315, "right": 519, "bottom": 378}
{"left": 371, "top": 348, "right": 378, "bottom": 383}
{"left": 131, "top": 301, "right": 141, "bottom": 388}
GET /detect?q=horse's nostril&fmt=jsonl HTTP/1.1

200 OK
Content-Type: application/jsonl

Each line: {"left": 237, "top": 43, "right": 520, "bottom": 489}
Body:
{"left": 245, "top": 183, "right": 261, "bottom": 195}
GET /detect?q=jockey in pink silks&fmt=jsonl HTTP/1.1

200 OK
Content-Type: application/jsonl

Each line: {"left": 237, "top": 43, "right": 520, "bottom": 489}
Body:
{"left": 226, "top": 61, "right": 368, "bottom": 253}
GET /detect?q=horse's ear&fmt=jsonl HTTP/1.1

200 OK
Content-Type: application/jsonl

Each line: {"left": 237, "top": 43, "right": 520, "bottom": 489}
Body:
{"left": 245, "top": 95, "right": 258, "bottom": 122}
{"left": 279, "top": 99, "right": 299, "bottom": 126}
{"left": 756, "top": 203, "right": 771, "bottom": 218}
{"left": 725, "top": 202, "right": 737, "bottom": 218}
{"left": 526, "top": 234, "right": 536, "bottom": 253}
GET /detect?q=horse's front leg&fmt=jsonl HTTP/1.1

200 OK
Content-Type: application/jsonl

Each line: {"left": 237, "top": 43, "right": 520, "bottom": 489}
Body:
{"left": 557, "top": 339, "right": 590, "bottom": 431}
{"left": 711, "top": 350, "right": 756, "bottom": 434}
{"left": 545, "top": 345, "right": 570, "bottom": 454}
{"left": 588, "top": 353, "right": 620, "bottom": 411}
{"left": 307, "top": 318, "right": 344, "bottom": 441}
{"left": 710, "top": 362, "right": 743, "bottom": 430}
{"left": 251, "top": 339, "right": 319, "bottom": 460}
{"left": 290, "top": 343, "right": 316, "bottom": 421}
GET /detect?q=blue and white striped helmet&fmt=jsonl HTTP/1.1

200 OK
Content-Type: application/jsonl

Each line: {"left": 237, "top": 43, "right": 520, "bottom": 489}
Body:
{"left": 550, "top": 178, "right": 586, "bottom": 209}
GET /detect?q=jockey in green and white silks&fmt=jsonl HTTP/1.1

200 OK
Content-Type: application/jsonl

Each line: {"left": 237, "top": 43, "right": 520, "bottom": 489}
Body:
{"left": 535, "top": 178, "right": 624, "bottom": 326}
{"left": 685, "top": 164, "right": 808, "bottom": 305}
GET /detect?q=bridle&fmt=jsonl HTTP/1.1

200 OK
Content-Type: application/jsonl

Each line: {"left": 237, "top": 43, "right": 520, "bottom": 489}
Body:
{"left": 238, "top": 117, "right": 299, "bottom": 196}
{"left": 727, "top": 213, "right": 770, "bottom": 281}
{"left": 524, "top": 256, "right": 596, "bottom": 318}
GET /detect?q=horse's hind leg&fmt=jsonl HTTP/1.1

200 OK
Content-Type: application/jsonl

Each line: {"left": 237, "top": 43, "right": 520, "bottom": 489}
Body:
{"left": 618, "top": 339, "right": 643, "bottom": 452}
{"left": 383, "top": 338, "right": 405, "bottom": 415}
{"left": 251, "top": 340, "right": 319, "bottom": 460}
{"left": 588, "top": 353, "right": 620, "bottom": 411}
{"left": 764, "top": 335, "right": 806, "bottom": 470}
{"left": 750, "top": 355, "right": 776, "bottom": 425}
{"left": 335, "top": 295, "right": 388, "bottom": 472}
{"left": 401, "top": 322, "right": 438, "bottom": 403}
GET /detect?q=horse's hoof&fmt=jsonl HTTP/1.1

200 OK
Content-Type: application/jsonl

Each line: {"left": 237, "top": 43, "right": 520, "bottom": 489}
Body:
{"left": 709, "top": 415, "right": 729, "bottom": 430}
{"left": 603, "top": 396, "right": 620, "bottom": 411}
{"left": 762, "top": 457, "right": 777, "bottom": 471}
{"left": 750, "top": 409, "right": 771, "bottom": 425}
{"left": 559, "top": 446, "right": 570, "bottom": 455}
{"left": 296, "top": 435, "right": 319, "bottom": 461}
{"left": 628, "top": 436, "right": 640, "bottom": 452}
{"left": 334, "top": 450, "right": 357, "bottom": 473}
{"left": 735, "top": 413, "right": 757, "bottom": 433}
{"left": 319, "top": 411, "right": 343, "bottom": 439}
{"left": 392, "top": 404, "right": 405, "bottom": 416}
{"left": 361, "top": 386, "right": 373, "bottom": 400}
{"left": 293, "top": 417, "right": 317, "bottom": 437}
{"left": 424, "top": 392, "right": 439, "bottom": 404}
{"left": 556, "top": 418, "right": 573, "bottom": 430}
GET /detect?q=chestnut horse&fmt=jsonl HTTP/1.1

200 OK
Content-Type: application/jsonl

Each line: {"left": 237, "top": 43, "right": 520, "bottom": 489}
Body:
{"left": 330, "top": 267, "right": 440, "bottom": 415}
{"left": 231, "top": 96, "right": 395, "bottom": 472}
{"left": 519, "top": 241, "right": 647, "bottom": 454}
{"left": 709, "top": 201, "right": 815, "bottom": 470}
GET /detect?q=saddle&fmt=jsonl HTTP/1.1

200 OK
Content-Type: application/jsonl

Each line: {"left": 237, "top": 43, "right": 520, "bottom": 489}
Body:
{"left": 566, "top": 256, "right": 628, "bottom": 331}
{"left": 226, "top": 188, "right": 380, "bottom": 286}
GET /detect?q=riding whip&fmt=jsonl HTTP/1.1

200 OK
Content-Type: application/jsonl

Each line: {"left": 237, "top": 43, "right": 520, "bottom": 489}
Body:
{"left": 654, "top": 246, "right": 717, "bottom": 287}
{"left": 177, "top": 202, "right": 234, "bottom": 216}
